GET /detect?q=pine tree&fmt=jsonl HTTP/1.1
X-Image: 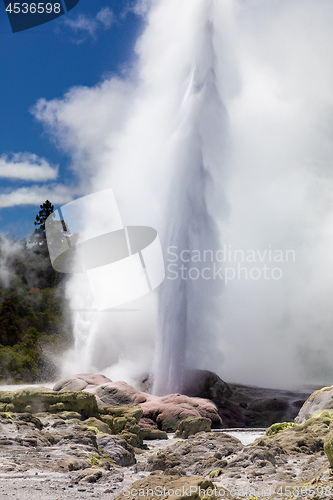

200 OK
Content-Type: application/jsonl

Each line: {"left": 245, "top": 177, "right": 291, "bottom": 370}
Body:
{"left": 31, "top": 200, "right": 54, "bottom": 248}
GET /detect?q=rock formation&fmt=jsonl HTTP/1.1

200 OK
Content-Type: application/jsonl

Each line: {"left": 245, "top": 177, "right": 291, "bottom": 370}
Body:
{"left": 0, "top": 381, "right": 332, "bottom": 499}
{"left": 295, "top": 385, "right": 333, "bottom": 423}
{"left": 54, "top": 374, "right": 223, "bottom": 430}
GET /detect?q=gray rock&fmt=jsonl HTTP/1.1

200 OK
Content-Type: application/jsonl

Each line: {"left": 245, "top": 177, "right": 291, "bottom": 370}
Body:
{"left": 295, "top": 386, "right": 333, "bottom": 423}
{"left": 97, "top": 434, "right": 136, "bottom": 466}
{"left": 245, "top": 397, "right": 289, "bottom": 427}
{"left": 146, "top": 431, "right": 243, "bottom": 476}
{"left": 226, "top": 444, "right": 277, "bottom": 478}
{"left": 0, "top": 389, "right": 99, "bottom": 417}
{"left": 183, "top": 370, "right": 233, "bottom": 401}
{"left": 94, "top": 384, "right": 135, "bottom": 406}
{"left": 141, "top": 428, "right": 168, "bottom": 440}
{"left": 324, "top": 429, "right": 333, "bottom": 467}
{"left": 258, "top": 411, "right": 333, "bottom": 455}
{"left": 174, "top": 416, "right": 211, "bottom": 438}
{"left": 227, "top": 383, "right": 311, "bottom": 427}
{"left": 53, "top": 377, "right": 88, "bottom": 392}
{"left": 84, "top": 417, "right": 112, "bottom": 434}
{"left": 53, "top": 374, "right": 112, "bottom": 392}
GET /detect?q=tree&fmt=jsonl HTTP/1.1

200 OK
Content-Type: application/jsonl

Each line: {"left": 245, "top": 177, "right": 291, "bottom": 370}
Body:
{"left": 31, "top": 200, "right": 54, "bottom": 248}
{"left": 30, "top": 200, "right": 63, "bottom": 287}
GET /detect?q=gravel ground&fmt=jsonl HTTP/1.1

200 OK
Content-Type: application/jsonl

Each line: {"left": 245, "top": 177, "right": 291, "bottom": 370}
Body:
{"left": 0, "top": 431, "right": 267, "bottom": 499}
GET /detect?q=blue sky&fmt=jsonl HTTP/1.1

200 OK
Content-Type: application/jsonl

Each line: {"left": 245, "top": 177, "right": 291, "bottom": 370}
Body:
{"left": 0, "top": 0, "right": 145, "bottom": 240}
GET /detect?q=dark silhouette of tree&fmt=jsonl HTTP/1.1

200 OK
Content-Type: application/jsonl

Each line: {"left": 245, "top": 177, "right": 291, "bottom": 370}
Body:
{"left": 29, "top": 200, "right": 65, "bottom": 287}
{"left": 31, "top": 200, "right": 54, "bottom": 248}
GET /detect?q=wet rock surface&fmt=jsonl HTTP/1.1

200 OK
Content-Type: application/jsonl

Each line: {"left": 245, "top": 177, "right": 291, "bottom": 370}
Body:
{"left": 226, "top": 383, "right": 311, "bottom": 428}
{"left": 174, "top": 416, "right": 211, "bottom": 438}
{"left": 0, "top": 419, "right": 332, "bottom": 499}
{"left": 0, "top": 409, "right": 136, "bottom": 472}
{"left": 0, "top": 380, "right": 329, "bottom": 499}
{"left": 0, "top": 388, "right": 99, "bottom": 416}
{"left": 144, "top": 432, "right": 243, "bottom": 476}
{"left": 260, "top": 410, "right": 333, "bottom": 455}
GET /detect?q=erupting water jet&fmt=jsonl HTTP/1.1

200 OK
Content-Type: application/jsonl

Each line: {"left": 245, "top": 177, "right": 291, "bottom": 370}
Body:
{"left": 35, "top": 0, "right": 333, "bottom": 391}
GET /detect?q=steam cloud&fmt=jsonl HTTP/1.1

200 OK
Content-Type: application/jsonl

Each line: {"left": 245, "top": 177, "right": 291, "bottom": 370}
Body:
{"left": 35, "top": 0, "right": 333, "bottom": 390}
{"left": 0, "top": 236, "right": 23, "bottom": 289}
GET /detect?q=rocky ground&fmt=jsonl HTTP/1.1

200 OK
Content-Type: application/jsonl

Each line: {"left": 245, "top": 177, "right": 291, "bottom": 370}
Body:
{"left": 0, "top": 380, "right": 333, "bottom": 499}
{"left": 0, "top": 415, "right": 332, "bottom": 499}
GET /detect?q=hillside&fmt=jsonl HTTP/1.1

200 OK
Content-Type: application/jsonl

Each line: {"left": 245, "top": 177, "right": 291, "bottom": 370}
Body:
{"left": 0, "top": 234, "right": 72, "bottom": 383}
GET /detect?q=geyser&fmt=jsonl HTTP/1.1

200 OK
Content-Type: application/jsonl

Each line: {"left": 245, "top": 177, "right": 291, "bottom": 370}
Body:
{"left": 35, "top": 0, "right": 333, "bottom": 391}
{"left": 152, "top": 6, "right": 228, "bottom": 395}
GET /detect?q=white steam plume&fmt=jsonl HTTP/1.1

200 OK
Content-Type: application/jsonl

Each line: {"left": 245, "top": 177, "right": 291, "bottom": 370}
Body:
{"left": 35, "top": 0, "right": 333, "bottom": 390}
{"left": 0, "top": 236, "right": 23, "bottom": 289}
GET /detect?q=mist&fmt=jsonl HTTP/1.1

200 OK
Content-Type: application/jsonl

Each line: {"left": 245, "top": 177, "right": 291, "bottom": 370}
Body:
{"left": 35, "top": 0, "right": 333, "bottom": 390}
{"left": 0, "top": 236, "right": 23, "bottom": 289}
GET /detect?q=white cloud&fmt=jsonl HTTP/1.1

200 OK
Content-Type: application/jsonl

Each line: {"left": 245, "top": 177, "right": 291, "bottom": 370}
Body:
{"left": 96, "top": 7, "right": 115, "bottom": 29}
{"left": 62, "top": 7, "right": 115, "bottom": 42}
{"left": 131, "top": 0, "right": 152, "bottom": 17}
{"left": 0, "top": 153, "right": 58, "bottom": 181}
{"left": 0, "top": 152, "right": 74, "bottom": 210}
{"left": 63, "top": 14, "right": 97, "bottom": 38}
{"left": 33, "top": 78, "right": 134, "bottom": 181}
{"left": 0, "top": 184, "right": 77, "bottom": 208}
{"left": 119, "top": 0, "right": 152, "bottom": 20}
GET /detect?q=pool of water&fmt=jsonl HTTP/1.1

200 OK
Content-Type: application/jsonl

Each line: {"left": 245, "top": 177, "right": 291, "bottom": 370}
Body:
{"left": 222, "top": 429, "right": 266, "bottom": 445}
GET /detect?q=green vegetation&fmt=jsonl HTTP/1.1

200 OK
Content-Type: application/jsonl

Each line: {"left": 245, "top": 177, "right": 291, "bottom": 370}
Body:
{"left": 266, "top": 421, "right": 296, "bottom": 436}
{"left": 209, "top": 469, "right": 223, "bottom": 478}
{"left": 0, "top": 201, "right": 72, "bottom": 383}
